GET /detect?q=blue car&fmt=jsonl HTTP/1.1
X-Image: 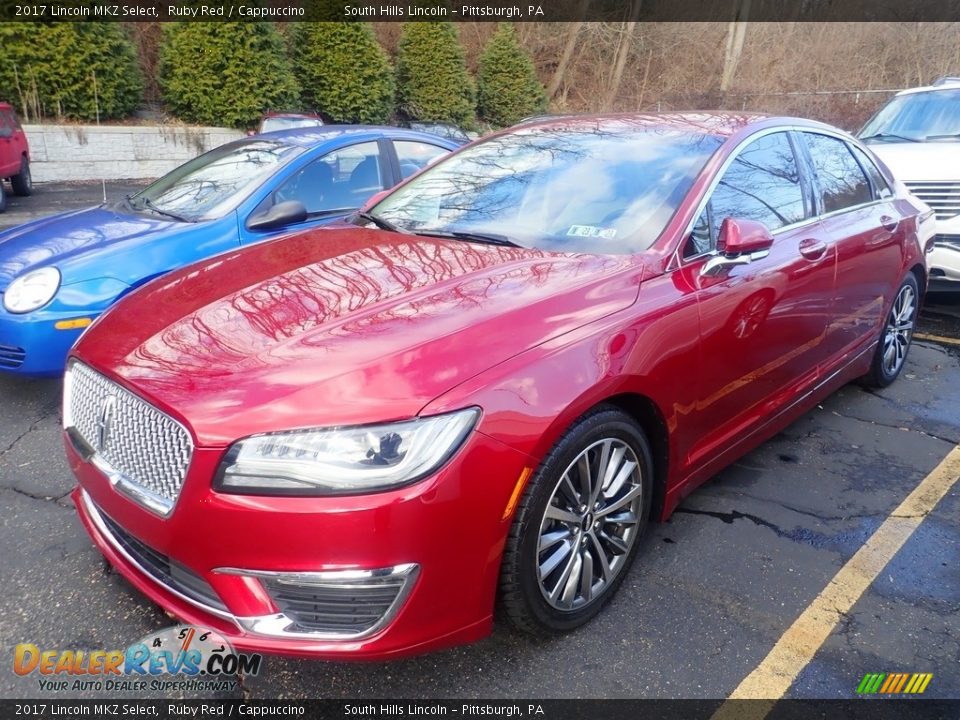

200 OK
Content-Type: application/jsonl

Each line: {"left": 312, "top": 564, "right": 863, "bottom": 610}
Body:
{"left": 0, "top": 126, "right": 460, "bottom": 376}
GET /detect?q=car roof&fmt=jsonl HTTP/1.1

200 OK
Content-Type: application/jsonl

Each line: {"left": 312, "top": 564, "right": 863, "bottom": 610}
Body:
{"left": 253, "top": 125, "right": 460, "bottom": 148}
{"left": 263, "top": 111, "right": 322, "bottom": 119}
{"left": 506, "top": 112, "right": 835, "bottom": 139}
{"left": 895, "top": 78, "right": 960, "bottom": 97}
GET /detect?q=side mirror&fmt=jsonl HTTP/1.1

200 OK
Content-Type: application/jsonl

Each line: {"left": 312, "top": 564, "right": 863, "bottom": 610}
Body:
{"left": 360, "top": 189, "right": 390, "bottom": 212}
{"left": 247, "top": 200, "right": 308, "bottom": 231}
{"left": 702, "top": 218, "right": 774, "bottom": 276}
{"left": 718, "top": 217, "right": 775, "bottom": 255}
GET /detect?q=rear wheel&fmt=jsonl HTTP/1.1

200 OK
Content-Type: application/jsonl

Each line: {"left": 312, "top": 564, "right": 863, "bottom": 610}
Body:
{"left": 499, "top": 406, "right": 652, "bottom": 635}
{"left": 11, "top": 156, "right": 32, "bottom": 196}
{"left": 862, "top": 273, "right": 919, "bottom": 388}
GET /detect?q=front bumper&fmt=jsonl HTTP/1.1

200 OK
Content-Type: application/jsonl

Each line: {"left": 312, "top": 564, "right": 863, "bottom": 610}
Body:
{"left": 69, "top": 427, "right": 532, "bottom": 659}
{"left": 929, "top": 235, "right": 960, "bottom": 288}
{"left": 0, "top": 310, "right": 91, "bottom": 376}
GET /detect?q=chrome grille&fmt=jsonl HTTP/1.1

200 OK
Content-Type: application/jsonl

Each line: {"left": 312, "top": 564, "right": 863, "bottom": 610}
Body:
{"left": 936, "top": 234, "right": 960, "bottom": 251}
{"left": 65, "top": 361, "right": 193, "bottom": 516}
{"left": 905, "top": 181, "right": 960, "bottom": 220}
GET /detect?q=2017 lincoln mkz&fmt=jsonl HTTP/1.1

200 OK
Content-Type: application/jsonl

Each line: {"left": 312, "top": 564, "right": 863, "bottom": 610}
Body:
{"left": 65, "top": 113, "right": 932, "bottom": 659}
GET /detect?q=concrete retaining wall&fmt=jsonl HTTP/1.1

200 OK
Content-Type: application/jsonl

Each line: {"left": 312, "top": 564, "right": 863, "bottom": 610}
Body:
{"left": 23, "top": 124, "right": 245, "bottom": 183}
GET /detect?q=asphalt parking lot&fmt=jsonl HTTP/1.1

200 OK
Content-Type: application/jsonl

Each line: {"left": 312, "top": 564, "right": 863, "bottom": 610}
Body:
{"left": 1, "top": 183, "right": 958, "bottom": 700}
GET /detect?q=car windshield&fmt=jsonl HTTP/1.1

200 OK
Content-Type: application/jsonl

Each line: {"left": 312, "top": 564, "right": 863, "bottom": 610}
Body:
{"left": 860, "top": 88, "right": 960, "bottom": 141}
{"left": 128, "top": 139, "right": 304, "bottom": 222}
{"left": 261, "top": 116, "right": 324, "bottom": 133}
{"left": 371, "top": 124, "right": 722, "bottom": 254}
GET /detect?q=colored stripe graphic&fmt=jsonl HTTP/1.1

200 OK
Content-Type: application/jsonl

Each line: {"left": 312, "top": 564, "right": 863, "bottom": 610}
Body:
{"left": 857, "top": 673, "right": 932, "bottom": 694}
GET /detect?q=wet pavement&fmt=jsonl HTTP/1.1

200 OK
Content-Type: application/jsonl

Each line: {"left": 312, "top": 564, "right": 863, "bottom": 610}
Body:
{"left": 0, "top": 184, "right": 957, "bottom": 700}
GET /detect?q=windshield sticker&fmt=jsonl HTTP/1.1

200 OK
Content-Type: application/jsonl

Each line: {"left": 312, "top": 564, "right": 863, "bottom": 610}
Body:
{"left": 567, "top": 225, "right": 617, "bottom": 239}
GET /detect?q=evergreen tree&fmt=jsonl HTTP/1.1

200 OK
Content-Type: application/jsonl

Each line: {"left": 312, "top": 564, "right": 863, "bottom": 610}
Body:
{"left": 159, "top": 22, "right": 300, "bottom": 129}
{"left": 478, "top": 23, "right": 547, "bottom": 127}
{"left": 0, "top": 23, "right": 142, "bottom": 122}
{"left": 395, "top": 22, "right": 475, "bottom": 127}
{"left": 291, "top": 23, "right": 394, "bottom": 124}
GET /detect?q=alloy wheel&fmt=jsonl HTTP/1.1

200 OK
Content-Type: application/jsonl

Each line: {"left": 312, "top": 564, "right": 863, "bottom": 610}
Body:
{"left": 536, "top": 438, "right": 644, "bottom": 611}
{"left": 882, "top": 284, "right": 915, "bottom": 377}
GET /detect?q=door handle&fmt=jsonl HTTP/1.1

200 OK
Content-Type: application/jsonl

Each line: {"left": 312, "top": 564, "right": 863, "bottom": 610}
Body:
{"left": 798, "top": 238, "right": 827, "bottom": 260}
{"left": 880, "top": 214, "right": 899, "bottom": 232}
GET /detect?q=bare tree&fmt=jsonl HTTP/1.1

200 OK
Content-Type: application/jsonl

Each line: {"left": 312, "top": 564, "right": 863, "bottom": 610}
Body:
{"left": 720, "top": 0, "right": 751, "bottom": 92}
{"left": 601, "top": 1, "right": 643, "bottom": 111}
{"left": 547, "top": 0, "right": 591, "bottom": 99}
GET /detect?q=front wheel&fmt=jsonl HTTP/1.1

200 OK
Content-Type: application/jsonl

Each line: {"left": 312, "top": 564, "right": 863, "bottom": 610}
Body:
{"left": 862, "top": 273, "right": 919, "bottom": 388}
{"left": 11, "top": 156, "right": 32, "bottom": 196}
{"left": 498, "top": 406, "right": 652, "bottom": 635}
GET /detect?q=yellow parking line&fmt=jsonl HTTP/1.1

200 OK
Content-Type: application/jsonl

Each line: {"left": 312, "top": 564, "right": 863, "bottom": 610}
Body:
{"left": 914, "top": 332, "right": 960, "bottom": 347}
{"left": 711, "top": 444, "right": 960, "bottom": 717}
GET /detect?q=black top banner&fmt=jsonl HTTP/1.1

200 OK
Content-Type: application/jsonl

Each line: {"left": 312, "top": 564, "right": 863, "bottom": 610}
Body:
{"left": 3, "top": 0, "right": 960, "bottom": 22}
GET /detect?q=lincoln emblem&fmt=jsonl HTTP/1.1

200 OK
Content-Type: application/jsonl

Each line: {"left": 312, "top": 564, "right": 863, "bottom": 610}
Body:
{"left": 95, "top": 395, "right": 117, "bottom": 453}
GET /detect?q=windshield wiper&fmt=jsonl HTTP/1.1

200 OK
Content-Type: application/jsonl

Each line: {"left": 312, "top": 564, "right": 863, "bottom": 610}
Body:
{"left": 414, "top": 229, "right": 525, "bottom": 248}
{"left": 139, "top": 196, "right": 193, "bottom": 223}
{"left": 860, "top": 132, "right": 921, "bottom": 143}
{"left": 924, "top": 132, "right": 960, "bottom": 141}
{"left": 355, "top": 210, "right": 407, "bottom": 234}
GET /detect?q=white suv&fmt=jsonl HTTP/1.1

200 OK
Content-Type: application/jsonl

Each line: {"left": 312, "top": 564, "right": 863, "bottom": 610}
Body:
{"left": 860, "top": 77, "right": 960, "bottom": 290}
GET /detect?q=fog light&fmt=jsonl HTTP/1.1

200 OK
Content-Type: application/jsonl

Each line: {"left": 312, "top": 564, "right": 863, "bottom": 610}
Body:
{"left": 216, "top": 564, "right": 419, "bottom": 639}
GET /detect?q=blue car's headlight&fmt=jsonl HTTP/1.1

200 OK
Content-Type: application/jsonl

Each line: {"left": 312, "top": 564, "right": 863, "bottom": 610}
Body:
{"left": 3, "top": 267, "right": 61, "bottom": 314}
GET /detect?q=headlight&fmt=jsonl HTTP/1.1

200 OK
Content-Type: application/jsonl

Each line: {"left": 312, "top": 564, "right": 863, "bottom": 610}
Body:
{"left": 3, "top": 267, "right": 61, "bottom": 313}
{"left": 215, "top": 407, "right": 480, "bottom": 495}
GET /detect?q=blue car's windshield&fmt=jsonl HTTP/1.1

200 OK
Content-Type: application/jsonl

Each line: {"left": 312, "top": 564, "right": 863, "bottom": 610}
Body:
{"left": 371, "top": 123, "right": 721, "bottom": 254}
{"left": 129, "top": 139, "right": 304, "bottom": 222}
{"left": 860, "top": 88, "right": 960, "bottom": 142}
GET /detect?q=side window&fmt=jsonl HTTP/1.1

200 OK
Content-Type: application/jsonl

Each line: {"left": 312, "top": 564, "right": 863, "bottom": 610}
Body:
{"left": 4, "top": 110, "right": 21, "bottom": 130}
{"left": 848, "top": 144, "right": 893, "bottom": 200}
{"left": 803, "top": 133, "right": 873, "bottom": 213}
{"left": 395, "top": 140, "right": 448, "bottom": 179}
{"left": 684, "top": 132, "right": 804, "bottom": 258}
{"left": 273, "top": 141, "right": 386, "bottom": 215}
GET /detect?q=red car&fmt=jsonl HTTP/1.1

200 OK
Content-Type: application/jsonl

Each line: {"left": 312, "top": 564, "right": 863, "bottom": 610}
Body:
{"left": 0, "top": 102, "right": 32, "bottom": 212}
{"left": 65, "top": 113, "right": 931, "bottom": 659}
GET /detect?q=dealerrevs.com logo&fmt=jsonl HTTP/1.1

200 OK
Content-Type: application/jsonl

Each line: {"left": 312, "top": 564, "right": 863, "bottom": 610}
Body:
{"left": 14, "top": 625, "right": 262, "bottom": 693}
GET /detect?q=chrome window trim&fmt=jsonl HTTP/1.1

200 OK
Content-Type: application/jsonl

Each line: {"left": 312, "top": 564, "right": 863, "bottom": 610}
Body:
{"left": 671, "top": 125, "right": 890, "bottom": 270}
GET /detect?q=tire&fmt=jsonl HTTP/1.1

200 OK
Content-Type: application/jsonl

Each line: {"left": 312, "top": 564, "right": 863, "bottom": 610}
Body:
{"left": 498, "top": 406, "right": 653, "bottom": 636}
{"left": 861, "top": 273, "right": 919, "bottom": 388}
{"left": 0, "top": 180, "right": 7, "bottom": 213}
{"left": 11, "top": 156, "right": 32, "bottom": 197}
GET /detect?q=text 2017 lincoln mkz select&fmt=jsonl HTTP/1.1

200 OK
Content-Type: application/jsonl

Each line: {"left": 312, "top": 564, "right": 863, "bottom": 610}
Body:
{"left": 64, "top": 113, "right": 932, "bottom": 659}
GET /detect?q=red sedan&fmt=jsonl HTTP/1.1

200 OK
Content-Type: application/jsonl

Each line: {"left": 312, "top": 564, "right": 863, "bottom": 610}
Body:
{"left": 65, "top": 113, "right": 932, "bottom": 659}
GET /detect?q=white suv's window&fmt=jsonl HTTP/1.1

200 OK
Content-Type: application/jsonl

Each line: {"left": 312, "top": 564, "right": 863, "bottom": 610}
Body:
{"left": 861, "top": 88, "right": 960, "bottom": 142}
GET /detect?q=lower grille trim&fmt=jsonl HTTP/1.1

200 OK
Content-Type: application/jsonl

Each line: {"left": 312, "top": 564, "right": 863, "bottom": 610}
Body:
{"left": 81, "top": 490, "right": 234, "bottom": 621}
{"left": 81, "top": 490, "right": 418, "bottom": 641}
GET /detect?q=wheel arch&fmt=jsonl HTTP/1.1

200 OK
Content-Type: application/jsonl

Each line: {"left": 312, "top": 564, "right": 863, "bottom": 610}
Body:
{"left": 599, "top": 392, "right": 671, "bottom": 523}
{"left": 908, "top": 262, "right": 926, "bottom": 303}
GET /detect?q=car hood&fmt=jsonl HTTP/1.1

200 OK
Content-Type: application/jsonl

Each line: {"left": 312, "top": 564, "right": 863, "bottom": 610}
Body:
{"left": 74, "top": 226, "right": 641, "bottom": 446}
{"left": 866, "top": 141, "right": 960, "bottom": 182}
{"left": 0, "top": 205, "right": 179, "bottom": 288}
